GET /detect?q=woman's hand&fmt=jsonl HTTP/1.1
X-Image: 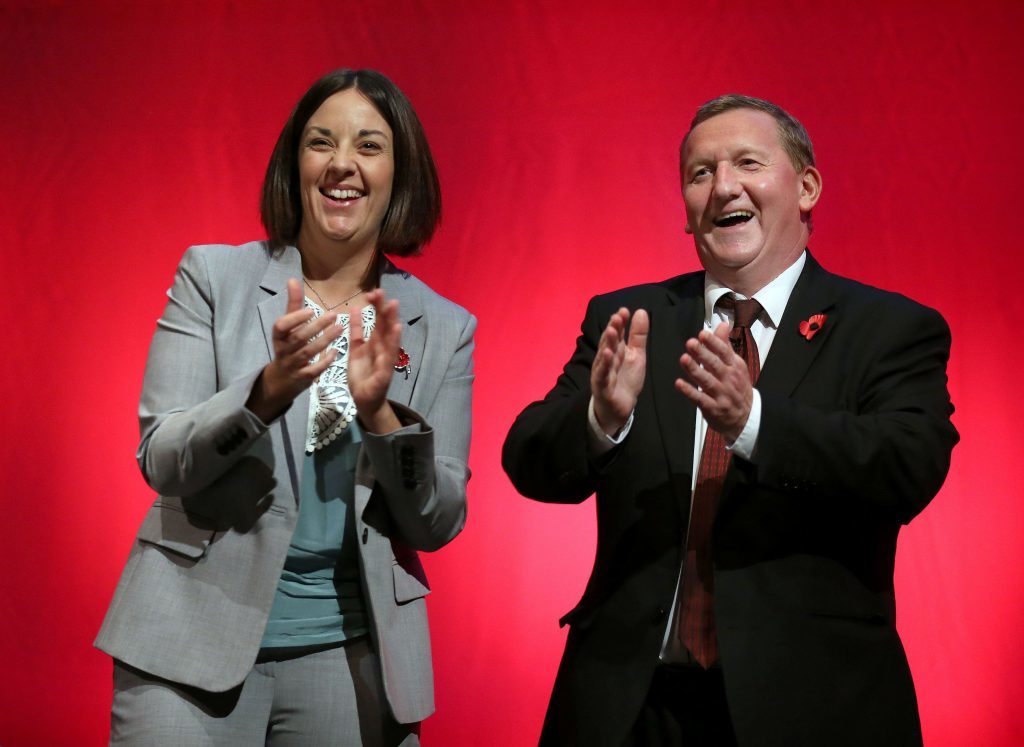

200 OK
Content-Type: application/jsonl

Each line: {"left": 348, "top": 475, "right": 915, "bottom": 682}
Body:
{"left": 349, "top": 289, "right": 402, "bottom": 434}
{"left": 246, "top": 278, "right": 343, "bottom": 423}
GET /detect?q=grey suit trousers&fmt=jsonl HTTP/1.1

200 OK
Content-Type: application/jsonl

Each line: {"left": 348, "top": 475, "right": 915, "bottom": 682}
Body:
{"left": 111, "top": 638, "right": 419, "bottom": 746}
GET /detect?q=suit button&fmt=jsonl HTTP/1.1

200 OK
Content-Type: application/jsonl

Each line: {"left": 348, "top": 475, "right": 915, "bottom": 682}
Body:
{"left": 653, "top": 607, "right": 667, "bottom": 623}
{"left": 362, "top": 528, "right": 368, "bottom": 544}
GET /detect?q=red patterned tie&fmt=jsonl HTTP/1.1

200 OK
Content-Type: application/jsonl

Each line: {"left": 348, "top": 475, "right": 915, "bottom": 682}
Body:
{"left": 679, "top": 294, "right": 762, "bottom": 668}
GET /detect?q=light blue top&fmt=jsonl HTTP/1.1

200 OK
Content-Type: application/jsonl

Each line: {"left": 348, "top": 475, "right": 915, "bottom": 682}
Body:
{"left": 260, "top": 422, "right": 368, "bottom": 648}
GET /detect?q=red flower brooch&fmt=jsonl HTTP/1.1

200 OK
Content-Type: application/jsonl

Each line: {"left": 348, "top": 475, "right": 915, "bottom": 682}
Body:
{"left": 799, "top": 314, "right": 827, "bottom": 341}
{"left": 394, "top": 346, "right": 412, "bottom": 379}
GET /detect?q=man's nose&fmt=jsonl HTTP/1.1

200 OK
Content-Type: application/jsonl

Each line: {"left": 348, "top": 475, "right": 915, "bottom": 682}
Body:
{"left": 712, "top": 165, "right": 740, "bottom": 199}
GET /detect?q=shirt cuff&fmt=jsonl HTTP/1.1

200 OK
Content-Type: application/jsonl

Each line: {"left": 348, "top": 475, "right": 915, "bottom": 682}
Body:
{"left": 587, "top": 396, "right": 634, "bottom": 455}
{"left": 727, "top": 388, "right": 760, "bottom": 461}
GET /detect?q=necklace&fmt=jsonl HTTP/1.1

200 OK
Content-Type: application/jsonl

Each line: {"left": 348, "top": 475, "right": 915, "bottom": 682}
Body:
{"left": 303, "top": 278, "right": 364, "bottom": 311}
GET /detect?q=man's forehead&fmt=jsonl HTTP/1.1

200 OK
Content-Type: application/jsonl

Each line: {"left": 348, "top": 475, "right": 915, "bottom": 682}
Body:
{"left": 683, "top": 108, "right": 783, "bottom": 159}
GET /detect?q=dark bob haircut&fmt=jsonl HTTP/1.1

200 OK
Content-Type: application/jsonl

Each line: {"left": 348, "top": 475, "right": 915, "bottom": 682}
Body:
{"left": 261, "top": 69, "right": 441, "bottom": 257}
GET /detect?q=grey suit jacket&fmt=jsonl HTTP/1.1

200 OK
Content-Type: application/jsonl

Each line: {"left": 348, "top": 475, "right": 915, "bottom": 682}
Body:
{"left": 96, "top": 241, "right": 475, "bottom": 724}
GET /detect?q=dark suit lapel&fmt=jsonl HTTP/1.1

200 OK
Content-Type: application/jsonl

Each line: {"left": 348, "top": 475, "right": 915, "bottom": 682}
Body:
{"left": 757, "top": 252, "right": 839, "bottom": 397}
{"left": 257, "top": 245, "right": 306, "bottom": 499}
{"left": 380, "top": 260, "right": 424, "bottom": 408}
{"left": 650, "top": 273, "right": 705, "bottom": 512}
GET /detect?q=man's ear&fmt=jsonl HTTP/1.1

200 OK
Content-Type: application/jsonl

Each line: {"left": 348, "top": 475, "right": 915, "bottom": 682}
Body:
{"left": 799, "top": 166, "right": 823, "bottom": 212}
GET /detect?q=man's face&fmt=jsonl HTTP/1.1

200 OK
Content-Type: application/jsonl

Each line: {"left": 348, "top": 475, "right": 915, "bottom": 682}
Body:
{"left": 681, "top": 108, "right": 821, "bottom": 290}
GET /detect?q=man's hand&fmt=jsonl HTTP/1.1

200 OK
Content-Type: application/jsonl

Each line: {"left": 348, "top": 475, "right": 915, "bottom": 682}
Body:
{"left": 591, "top": 308, "right": 649, "bottom": 436}
{"left": 675, "top": 322, "right": 752, "bottom": 443}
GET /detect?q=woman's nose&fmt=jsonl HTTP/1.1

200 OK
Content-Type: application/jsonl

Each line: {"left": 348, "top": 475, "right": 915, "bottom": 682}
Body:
{"left": 328, "top": 148, "right": 356, "bottom": 174}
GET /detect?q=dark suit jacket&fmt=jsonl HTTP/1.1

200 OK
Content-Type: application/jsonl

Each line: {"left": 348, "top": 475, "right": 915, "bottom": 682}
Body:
{"left": 502, "top": 254, "right": 958, "bottom": 747}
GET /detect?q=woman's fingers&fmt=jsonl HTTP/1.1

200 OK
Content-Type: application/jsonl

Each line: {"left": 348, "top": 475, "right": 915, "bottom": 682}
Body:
{"left": 285, "top": 277, "right": 305, "bottom": 314}
{"left": 276, "top": 311, "right": 340, "bottom": 357}
{"left": 273, "top": 307, "right": 315, "bottom": 341}
{"left": 294, "top": 327, "right": 341, "bottom": 365}
{"left": 299, "top": 347, "right": 337, "bottom": 380}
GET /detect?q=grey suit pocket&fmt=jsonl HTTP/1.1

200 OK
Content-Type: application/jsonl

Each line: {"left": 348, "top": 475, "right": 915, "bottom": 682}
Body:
{"left": 136, "top": 499, "right": 216, "bottom": 560}
{"left": 392, "top": 560, "right": 431, "bottom": 603}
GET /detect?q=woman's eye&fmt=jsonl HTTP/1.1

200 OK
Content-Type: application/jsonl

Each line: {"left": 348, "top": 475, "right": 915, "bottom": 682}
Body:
{"left": 308, "top": 138, "right": 332, "bottom": 150}
{"left": 359, "top": 141, "right": 382, "bottom": 152}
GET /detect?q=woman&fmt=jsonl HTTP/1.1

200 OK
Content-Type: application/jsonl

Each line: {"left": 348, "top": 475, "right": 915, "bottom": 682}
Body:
{"left": 96, "top": 69, "right": 474, "bottom": 745}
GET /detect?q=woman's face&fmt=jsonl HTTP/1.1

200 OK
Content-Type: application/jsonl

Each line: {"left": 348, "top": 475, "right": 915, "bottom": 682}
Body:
{"left": 297, "top": 88, "right": 395, "bottom": 254}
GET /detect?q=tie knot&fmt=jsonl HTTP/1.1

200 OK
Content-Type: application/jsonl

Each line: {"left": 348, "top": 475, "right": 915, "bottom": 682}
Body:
{"left": 717, "top": 294, "right": 763, "bottom": 329}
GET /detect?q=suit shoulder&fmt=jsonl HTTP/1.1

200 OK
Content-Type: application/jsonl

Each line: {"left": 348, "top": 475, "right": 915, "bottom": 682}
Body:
{"left": 178, "top": 240, "right": 273, "bottom": 281}
{"left": 186, "top": 240, "right": 270, "bottom": 258}
{"left": 184, "top": 239, "right": 273, "bottom": 264}
{"left": 588, "top": 270, "right": 704, "bottom": 310}
{"left": 384, "top": 263, "right": 475, "bottom": 328}
{"left": 827, "top": 271, "right": 945, "bottom": 322}
{"left": 818, "top": 269, "right": 950, "bottom": 342}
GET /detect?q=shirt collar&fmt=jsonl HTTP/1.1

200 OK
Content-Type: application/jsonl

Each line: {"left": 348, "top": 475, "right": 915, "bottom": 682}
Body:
{"left": 703, "top": 250, "right": 806, "bottom": 328}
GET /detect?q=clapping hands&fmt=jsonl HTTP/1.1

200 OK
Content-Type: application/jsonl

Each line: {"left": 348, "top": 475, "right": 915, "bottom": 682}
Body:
{"left": 246, "top": 280, "right": 404, "bottom": 433}
{"left": 675, "top": 323, "right": 753, "bottom": 443}
{"left": 246, "top": 278, "right": 343, "bottom": 423}
{"left": 590, "top": 307, "right": 650, "bottom": 436}
{"left": 349, "top": 289, "right": 403, "bottom": 433}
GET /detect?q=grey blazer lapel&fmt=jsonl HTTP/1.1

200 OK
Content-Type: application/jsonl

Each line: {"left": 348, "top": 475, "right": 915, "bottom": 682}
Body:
{"left": 256, "top": 245, "right": 308, "bottom": 499}
{"left": 380, "top": 261, "right": 425, "bottom": 408}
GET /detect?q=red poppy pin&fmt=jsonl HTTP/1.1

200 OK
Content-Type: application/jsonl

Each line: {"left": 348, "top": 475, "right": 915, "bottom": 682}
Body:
{"left": 394, "top": 347, "right": 412, "bottom": 379}
{"left": 799, "top": 314, "right": 827, "bottom": 341}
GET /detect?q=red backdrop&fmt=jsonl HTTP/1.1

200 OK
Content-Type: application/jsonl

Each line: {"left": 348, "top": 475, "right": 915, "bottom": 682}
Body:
{"left": 2, "top": 1, "right": 1023, "bottom": 744}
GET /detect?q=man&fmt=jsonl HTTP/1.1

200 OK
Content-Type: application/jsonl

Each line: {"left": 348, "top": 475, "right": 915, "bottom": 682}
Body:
{"left": 502, "top": 95, "right": 958, "bottom": 747}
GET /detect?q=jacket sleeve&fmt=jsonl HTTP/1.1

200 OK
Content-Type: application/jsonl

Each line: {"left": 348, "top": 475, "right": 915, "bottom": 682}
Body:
{"left": 502, "top": 295, "right": 612, "bottom": 504}
{"left": 136, "top": 246, "right": 272, "bottom": 498}
{"left": 360, "top": 312, "right": 476, "bottom": 551}
{"left": 751, "top": 301, "right": 959, "bottom": 524}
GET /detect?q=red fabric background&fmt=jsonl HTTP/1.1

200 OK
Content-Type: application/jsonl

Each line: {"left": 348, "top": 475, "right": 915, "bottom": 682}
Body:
{"left": 2, "top": 1, "right": 1022, "bottom": 744}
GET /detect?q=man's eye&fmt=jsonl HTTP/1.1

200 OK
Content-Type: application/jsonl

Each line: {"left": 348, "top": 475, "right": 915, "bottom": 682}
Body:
{"left": 739, "top": 159, "right": 761, "bottom": 169}
{"left": 692, "top": 167, "right": 712, "bottom": 182}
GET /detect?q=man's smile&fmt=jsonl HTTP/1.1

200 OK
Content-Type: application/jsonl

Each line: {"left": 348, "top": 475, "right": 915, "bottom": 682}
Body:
{"left": 712, "top": 210, "right": 754, "bottom": 228}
